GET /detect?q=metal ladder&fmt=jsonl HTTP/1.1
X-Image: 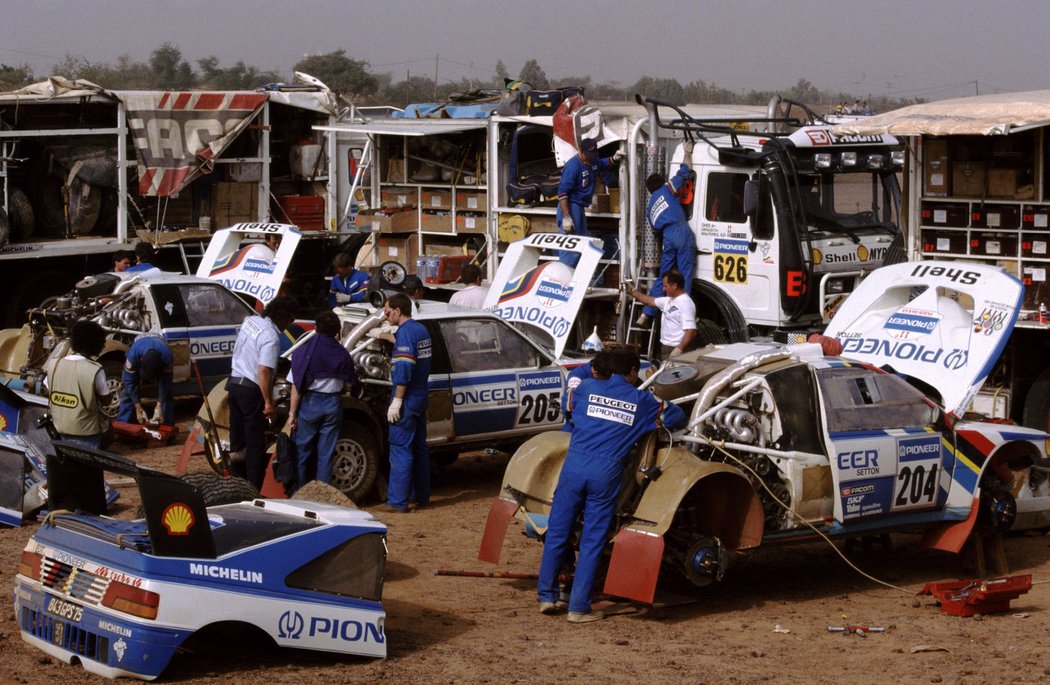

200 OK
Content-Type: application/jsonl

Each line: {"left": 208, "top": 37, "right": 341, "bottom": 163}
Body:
{"left": 623, "top": 271, "right": 659, "bottom": 358}
{"left": 177, "top": 240, "right": 208, "bottom": 275}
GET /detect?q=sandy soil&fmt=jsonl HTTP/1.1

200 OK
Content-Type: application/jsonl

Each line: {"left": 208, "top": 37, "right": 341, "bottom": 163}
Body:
{"left": 4, "top": 407, "right": 1050, "bottom": 684}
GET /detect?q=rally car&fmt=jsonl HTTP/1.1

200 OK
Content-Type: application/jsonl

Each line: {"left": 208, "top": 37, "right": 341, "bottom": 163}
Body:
{"left": 13, "top": 441, "right": 387, "bottom": 680}
{"left": 479, "top": 261, "right": 1050, "bottom": 604}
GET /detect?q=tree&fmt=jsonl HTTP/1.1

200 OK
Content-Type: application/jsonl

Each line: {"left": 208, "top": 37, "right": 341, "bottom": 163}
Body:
{"left": 0, "top": 63, "right": 34, "bottom": 89}
{"left": 198, "top": 56, "right": 280, "bottom": 89}
{"left": 293, "top": 50, "right": 377, "bottom": 102}
{"left": 518, "top": 59, "right": 549, "bottom": 89}
{"left": 149, "top": 43, "right": 195, "bottom": 89}
{"left": 631, "top": 76, "right": 685, "bottom": 105}
{"left": 494, "top": 60, "right": 509, "bottom": 87}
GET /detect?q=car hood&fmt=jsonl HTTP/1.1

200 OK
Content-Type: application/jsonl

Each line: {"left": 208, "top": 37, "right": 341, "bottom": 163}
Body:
{"left": 484, "top": 233, "right": 604, "bottom": 358}
{"left": 825, "top": 261, "right": 1023, "bottom": 416}
{"left": 196, "top": 223, "right": 301, "bottom": 304}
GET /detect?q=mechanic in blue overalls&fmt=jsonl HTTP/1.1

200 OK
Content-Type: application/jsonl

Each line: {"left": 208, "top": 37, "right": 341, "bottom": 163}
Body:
{"left": 380, "top": 292, "right": 432, "bottom": 513}
{"left": 637, "top": 139, "right": 697, "bottom": 327}
{"left": 117, "top": 333, "right": 174, "bottom": 427}
{"left": 557, "top": 138, "right": 624, "bottom": 267}
{"left": 328, "top": 252, "right": 370, "bottom": 307}
{"left": 538, "top": 349, "right": 686, "bottom": 623}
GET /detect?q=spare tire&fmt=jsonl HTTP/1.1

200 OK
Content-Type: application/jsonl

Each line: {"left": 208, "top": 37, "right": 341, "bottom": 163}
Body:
{"left": 291, "top": 480, "right": 357, "bottom": 508}
{"left": 8, "top": 188, "right": 35, "bottom": 241}
{"left": 180, "top": 471, "right": 260, "bottom": 506}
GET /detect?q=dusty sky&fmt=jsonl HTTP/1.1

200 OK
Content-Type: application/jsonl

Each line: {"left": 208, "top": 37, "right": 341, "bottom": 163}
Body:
{"left": 2, "top": 0, "right": 1046, "bottom": 100}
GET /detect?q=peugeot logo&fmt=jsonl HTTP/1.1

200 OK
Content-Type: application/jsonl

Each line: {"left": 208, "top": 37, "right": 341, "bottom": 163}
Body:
{"left": 278, "top": 610, "right": 304, "bottom": 639}
{"left": 943, "top": 348, "right": 968, "bottom": 371}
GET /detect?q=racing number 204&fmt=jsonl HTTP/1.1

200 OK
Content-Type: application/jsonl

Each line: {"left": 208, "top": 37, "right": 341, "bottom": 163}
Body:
{"left": 713, "top": 254, "right": 747, "bottom": 284}
{"left": 895, "top": 464, "right": 938, "bottom": 507}
{"left": 519, "top": 392, "right": 561, "bottom": 424}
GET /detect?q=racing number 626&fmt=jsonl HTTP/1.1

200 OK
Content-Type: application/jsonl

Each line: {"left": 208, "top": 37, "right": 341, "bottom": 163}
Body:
{"left": 713, "top": 254, "right": 747, "bottom": 284}
{"left": 895, "top": 464, "right": 938, "bottom": 507}
{"left": 519, "top": 392, "right": 561, "bottom": 424}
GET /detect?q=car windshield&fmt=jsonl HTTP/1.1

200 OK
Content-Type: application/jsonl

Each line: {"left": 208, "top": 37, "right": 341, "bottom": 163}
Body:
{"left": 180, "top": 283, "right": 254, "bottom": 327}
{"left": 817, "top": 366, "right": 938, "bottom": 432}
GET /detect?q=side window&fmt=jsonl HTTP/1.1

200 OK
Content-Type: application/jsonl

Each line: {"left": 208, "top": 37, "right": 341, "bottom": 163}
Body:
{"left": 149, "top": 284, "right": 189, "bottom": 328}
{"left": 179, "top": 284, "right": 252, "bottom": 327}
{"left": 817, "top": 367, "right": 938, "bottom": 432}
{"left": 704, "top": 172, "right": 748, "bottom": 224}
{"left": 439, "top": 319, "right": 540, "bottom": 373}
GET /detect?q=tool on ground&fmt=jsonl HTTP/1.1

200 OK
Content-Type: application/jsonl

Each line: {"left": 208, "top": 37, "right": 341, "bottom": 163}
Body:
{"left": 827, "top": 625, "right": 886, "bottom": 636}
{"left": 192, "top": 360, "right": 229, "bottom": 476}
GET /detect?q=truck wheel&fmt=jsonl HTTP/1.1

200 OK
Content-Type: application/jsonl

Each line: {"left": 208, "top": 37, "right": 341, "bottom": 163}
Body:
{"left": 883, "top": 232, "right": 907, "bottom": 265}
{"left": 330, "top": 423, "right": 380, "bottom": 502}
{"left": 695, "top": 318, "right": 728, "bottom": 346}
{"left": 1022, "top": 371, "right": 1050, "bottom": 431}
{"left": 101, "top": 359, "right": 124, "bottom": 419}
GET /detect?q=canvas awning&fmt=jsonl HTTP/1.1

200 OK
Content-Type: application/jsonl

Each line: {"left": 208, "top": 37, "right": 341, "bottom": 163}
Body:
{"left": 315, "top": 119, "right": 489, "bottom": 137}
{"left": 832, "top": 90, "right": 1050, "bottom": 137}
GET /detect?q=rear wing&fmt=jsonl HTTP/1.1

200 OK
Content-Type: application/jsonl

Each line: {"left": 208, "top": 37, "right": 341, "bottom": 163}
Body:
{"left": 197, "top": 222, "right": 301, "bottom": 305}
{"left": 47, "top": 441, "right": 216, "bottom": 559}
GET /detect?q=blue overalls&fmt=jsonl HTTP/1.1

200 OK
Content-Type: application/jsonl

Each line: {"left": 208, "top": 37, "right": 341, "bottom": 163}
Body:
{"left": 117, "top": 333, "right": 175, "bottom": 426}
{"left": 557, "top": 154, "right": 616, "bottom": 267}
{"left": 644, "top": 163, "right": 697, "bottom": 316}
{"left": 387, "top": 318, "right": 432, "bottom": 509}
{"left": 328, "top": 269, "right": 371, "bottom": 307}
{"left": 561, "top": 361, "right": 592, "bottom": 432}
{"left": 537, "top": 374, "right": 686, "bottom": 614}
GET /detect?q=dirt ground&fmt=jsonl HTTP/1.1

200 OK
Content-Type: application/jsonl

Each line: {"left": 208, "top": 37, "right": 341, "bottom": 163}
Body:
{"left": 4, "top": 407, "right": 1050, "bottom": 684}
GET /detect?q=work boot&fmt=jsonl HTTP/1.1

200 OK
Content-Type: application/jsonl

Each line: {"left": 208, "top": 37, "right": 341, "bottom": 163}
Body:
{"left": 635, "top": 313, "right": 652, "bottom": 328}
{"left": 538, "top": 601, "right": 560, "bottom": 615}
{"left": 375, "top": 503, "right": 409, "bottom": 514}
{"left": 567, "top": 609, "right": 605, "bottom": 624}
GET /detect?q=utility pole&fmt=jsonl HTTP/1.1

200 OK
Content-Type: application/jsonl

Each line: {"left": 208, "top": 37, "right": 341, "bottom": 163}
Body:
{"left": 434, "top": 54, "right": 439, "bottom": 100}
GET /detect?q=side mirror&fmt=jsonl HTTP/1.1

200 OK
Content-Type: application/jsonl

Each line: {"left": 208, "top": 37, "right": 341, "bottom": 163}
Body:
{"left": 743, "top": 180, "right": 760, "bottom": 217}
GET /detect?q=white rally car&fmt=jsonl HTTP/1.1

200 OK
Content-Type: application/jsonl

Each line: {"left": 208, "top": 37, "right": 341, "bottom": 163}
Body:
{"left": 480, "top": 261, "right": 1050, "bottom": 604}
{"left": 13, "top": 442, "right": 387, "bottom": 680}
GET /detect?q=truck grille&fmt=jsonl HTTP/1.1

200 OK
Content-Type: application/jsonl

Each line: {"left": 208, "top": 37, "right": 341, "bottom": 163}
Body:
{"left": 21, "top": 606, "right": 109, "bottom": 663}
{"left": 40, "top": 557, "right": 110, "bottom": 605}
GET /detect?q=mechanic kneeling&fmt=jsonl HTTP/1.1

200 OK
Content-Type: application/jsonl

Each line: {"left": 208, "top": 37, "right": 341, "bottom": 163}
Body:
{"left": 537, "top": 349, "right": 686, "bottom": 623}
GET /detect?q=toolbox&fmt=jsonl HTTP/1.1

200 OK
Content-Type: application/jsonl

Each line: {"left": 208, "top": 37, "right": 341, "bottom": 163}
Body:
{"left": 920, "top": 574, "right": 1031, "bottom": 617}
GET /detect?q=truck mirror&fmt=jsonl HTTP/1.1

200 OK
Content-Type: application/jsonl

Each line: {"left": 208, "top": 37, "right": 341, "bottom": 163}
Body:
{"left": 743, "top": 180, "right": 760, "bottom": 217}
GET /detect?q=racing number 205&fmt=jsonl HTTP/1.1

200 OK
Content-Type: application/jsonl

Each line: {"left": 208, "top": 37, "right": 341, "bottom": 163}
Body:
{"left": 519, "top": 392, "right": 560, "bottom": 424}
{"left": 713, "top": 254, "right": 747, "bottom": 284}
{"left": 895, "top": 464, "right": 938, "bottom": 507}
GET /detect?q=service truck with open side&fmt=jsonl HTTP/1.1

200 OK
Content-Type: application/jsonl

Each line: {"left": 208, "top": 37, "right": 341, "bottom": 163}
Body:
{"left": 832, "top": 90, "right": 1050, "bottom": 431}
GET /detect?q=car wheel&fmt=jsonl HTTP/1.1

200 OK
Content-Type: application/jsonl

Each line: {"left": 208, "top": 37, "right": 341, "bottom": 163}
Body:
{"left": 330, "top": 423, "right": 380, "bottom": 502}
{"left": 8, "top": 188, "right": 35, "bottom": 241}
{"left": 100, "top": 359, "right": 124, "bottom": 419}
{"left": 1022, "top": 371, "right": 1050, "bottom": 432}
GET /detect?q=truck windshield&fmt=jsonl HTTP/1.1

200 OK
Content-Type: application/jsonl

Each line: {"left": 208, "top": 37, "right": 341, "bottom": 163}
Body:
{"left": 793, "top": 168, "right": 901, "bottom": 239}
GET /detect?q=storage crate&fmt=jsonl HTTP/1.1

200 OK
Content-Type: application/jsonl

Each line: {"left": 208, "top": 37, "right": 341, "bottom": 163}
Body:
{"left": 923, "top": 139, "right": 950, "bottom": 196}
{"left": 969, "top": 231, "right": 1018, "bottom": 257}
{"left": 952, "top": 162, "right": 987, "bottom": 198}
{"left": 455, "top": 189, "right": 488, "bottom": 211}
{"left": 1021, "top": 233, "right": 1050, "bottom": 258}
{"left": 970, "top": 203, "right": 1019, "bottom": 229}
{"left": 1021, "top": 205, "right": 1050, "bottom": 229}
{"left": 359, "top": 208, "right": 417, "bottom": 234}
{"left": 455, "top": 213, "right": 486, "bottom": 234}
{"left": 920, "top": 229, "right": 967, "bottom": 255}
{"left": 212, "top": 182, "right": 259, "bottom": 228}
{"left": 381, "top": 188, "right": 416, "bottom": 209}
{"left": 421, "top": 189, "right": 453, "bottom": 210}
{"left": 921, "top": 201, "right": 969, "bottom": 228}
{"left": 420, "top": 210, "right": 453, "bottom": 233}
{"left": 276, "top": 195, "right": 325, "bottom": 230}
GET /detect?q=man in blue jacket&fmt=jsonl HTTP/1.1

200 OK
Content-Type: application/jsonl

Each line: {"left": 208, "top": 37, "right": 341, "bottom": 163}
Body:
{"left": 537, "top": 349, "right": 686, "bottom": 623}
{"left": 557, "top": 138, "right": 624, "bottom": 267}
{"left": 379, "top": 293, "right": 432, "bottom": 513}
{"left": 329, "top": 253, "right": 370, "bottom": 307}
{"left": 117, "top": 333, "right": 174, "bottom": 427}
{"left": 638, "top": 139, "right": 697, "bottom": 326}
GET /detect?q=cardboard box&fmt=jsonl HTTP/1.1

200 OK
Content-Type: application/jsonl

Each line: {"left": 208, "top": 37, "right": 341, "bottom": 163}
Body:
{"left": 359, "top": 208, "right": 418, "bottom": 234}
{"left": 528, "top": 214, "right": 559, "bottom": 233}
{"left": 924, "top": 139, "right": 950, "bottom": 196}
{"left": 609, "top": 188, "right": 620, "bottom": 211}
{"left": 988, "top": 168, "right": 1019, "bottom": 198}
{"left": 386, "top": 158, "right": 408, "bottom": 183}
{"left": 212, "top": 182, "right": 259, "bottom": 227}
{"left": 374, "top": 235, "right": 420, "bottom": 268}
{"left": 420, "top": 210, "right": 453, "bottom": 233}
{"left": 591, "top": 194, "right": 611, "bottom": 213}
{"left": 423, "top": 242, "right": 470, "bottom": 257}
{"left": 381, "top": 188, "right": 416, "bottom": 209}
{"left": 455, "top": 213, "right": 486, "bottom": 234}
{"left": 952, "top": 162, "right": 986, "bottom": 198}
{"left": 455, "top": 189, "right": 488, "bottom": 211}
{"left": 421, "top": 189, "right": 453, "bottom": 210}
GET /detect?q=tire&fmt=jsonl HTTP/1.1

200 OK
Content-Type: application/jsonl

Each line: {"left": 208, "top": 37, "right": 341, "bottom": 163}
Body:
{"left": 883, "top": 231, "right": 907, "bottom": 265}
{"left": 100, "top": 359, "right": 125, "bottom": 420}
{"left": 329, "top": 422, "right": 380, "bottom": 503}
{"left": 695, "top": 318, "right": 729, "bottom": 346}
{"left": 0, "top": 206, "right": 8, "bottom": 246}
{"left": 181, "top": 471, "right": 260, "bottom": 506}
{"left": 8, "top": 188, "right": 35, "bottom": 241}
{"left": 291, "top": 480, "right": 357, "bottom": 508}
{"left": 1022, "top": 371, "right": 1050, "bottom": 432}
{"left": 199, "top": 425, "right": 229, "bottom": 476}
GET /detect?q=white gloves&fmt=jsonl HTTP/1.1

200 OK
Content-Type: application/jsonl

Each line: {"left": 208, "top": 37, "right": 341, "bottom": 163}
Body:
{"left": 367, "top": 323, "right": 397, "bottom": 343}
{"left": 683, "top": 139, "right": 694, "bottom": 156}
{"left": 151, "top": 404, "right": 164, "bottom": 425}
{"left": 135, "top": 406, "right": 149, "bottom": 424}
{"left": 669, "top": 347, "right": 684, "bottom": 358}
{"left": 562, "top": 215, "right": 575, "bottom": 234}
{"left": 612, "top": 150, "right": 626, "bottom": 163}
{"left": 335, "top": 292, "right": 352, "bottom": 304}
{"left": 387, "top": 397, "right": 403, "bottom": 424}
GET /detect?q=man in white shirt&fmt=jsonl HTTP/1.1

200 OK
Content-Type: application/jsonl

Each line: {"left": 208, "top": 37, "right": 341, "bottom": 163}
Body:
{"left": 449, "top": 263, "right": 488, "bottom": 309}
{"left": 624, "top": 269, "right": 697, "bottom": 359}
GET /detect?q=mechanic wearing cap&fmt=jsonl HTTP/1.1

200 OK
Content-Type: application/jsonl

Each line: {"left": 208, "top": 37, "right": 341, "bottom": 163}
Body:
{"left": 638, "top": 140, "right": 698, "bottom": 327}
{"left": 379, "top": 293, "right": 432, "bottom": 513}
{"left": 117, "top": 333, "right": 175, "bottom": 427}
{"left": 227, "top": 295, "right": 298, "bottom": 489}
{"left": 288, "top": 311, "right": 358, "bottom": 488}
{"left": 557, "top": 138, "right": 624, "bottom": 267}
{"left": 449, "top": 263, "right": 488, "bottom": 308}
{"left": 328, "top": 252, "right": 370, "bottom": 307}
{"left": 47, "top": 320, "right": 113, "bottom": 449}
{"left": 538, "top": 349, "right": 685, "bottom": 623}
{"left": 624, "top": 270, "right": 697, "bottom": 359}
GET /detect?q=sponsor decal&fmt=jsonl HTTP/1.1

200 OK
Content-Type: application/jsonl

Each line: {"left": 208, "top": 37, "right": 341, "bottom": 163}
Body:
{"left": 973, "top": 306, "right": 1009, "bottom": 336}
{"left": 95, "top": 567, "right": 144, "bottom": 588}
{"left": 15, "top": 586, "right": 32, "bottom": 602}
{"left": 840, "top": 483, "right": 876, "bottom": 497}
{"left": 528, "top": 233, "right": 581, "bottom": 251}
{"left": 113, "top": 638, "right": 128, "bottom": 662}
{"left": 49, "top": 392, "right": 79, "bottom": 409}
{"left": 162, "top": 503, "right": 195, "bottom": 535}
{"left": 99, "top": 620, "right": 133, "bottom": 638}
{"left": 536, "top": 279, "right": 573, "bottom": 308}
{"left": 813, "top": 245, "right": 886, "bottom": 265}
{"left": 47, "top": 596, "right": 83, "bottom": 623}
{"left": 909, "top": 264, "right": 980, "bottom": 285}
{"left": 837, "top": 449, "right": 881, "bottom": 476}
{"left": 884, "top": 309, "right": 941, "bottom": 338}
{"left": 838, "top": 478, "right": 894, "bottom": 519}
{"left": 0, "top": 414, "right": 6, "bottom": 431}
{"left": 840, "top": 338, "right": 968, "bottom": 370}
{"left": 453, "top": 385, "right": 517, "bottom": 409}
{"left": 279, "top": 610, "right": 385, "bottom": 643}
{"left": 585, "top": 395, "right": 638, "bottom": 426}
{"left": 519, "top": 374, "right": 562, "bottom": 389}
{"left": 188, "top": 563, "right": 263, "bottom": 584}
{"left": 278, "top": 610, "right": 305, "bottom": 639}
{"left": 217, "top": 278, "right": 276, "bottom": 302}
{"left": 244, "top": 258, "right": 276, "bottom": 275}
{"left": 50, "top": 549, "right": 87, "bottom": 569}
{"left": 190, "top": 338, "right": 236, "bottom": 358}
{"left": 417, "top": 337, "right": 432, "bottom": 359}
{"left": 714, "top": 238, "right": 748, "bottom": 254}
{"left": 897, "top": 435, "right": 941, "bottom": 462}
{"left": 493, "top": 306, "right": 572, "bottom": 338}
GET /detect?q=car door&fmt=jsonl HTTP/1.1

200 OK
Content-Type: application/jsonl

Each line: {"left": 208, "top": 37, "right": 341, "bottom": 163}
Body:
{"left": 816, "top": 365, "right": 949, "bottom": 524}
{"left": 438, "top": 317, "right": 564, "bottom": 440}
{"left": 419, "top": 320, "right": 454, "bottom": 445}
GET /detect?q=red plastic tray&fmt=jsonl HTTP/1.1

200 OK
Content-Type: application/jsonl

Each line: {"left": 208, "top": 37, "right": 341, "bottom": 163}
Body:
{"left": 921, "top": 575, "right": 1032, "bottom": 617}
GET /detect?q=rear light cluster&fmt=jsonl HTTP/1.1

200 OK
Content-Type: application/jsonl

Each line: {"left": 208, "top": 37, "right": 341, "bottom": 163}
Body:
{"left": 19, "top": 549, "right": 160, "bottom": 620}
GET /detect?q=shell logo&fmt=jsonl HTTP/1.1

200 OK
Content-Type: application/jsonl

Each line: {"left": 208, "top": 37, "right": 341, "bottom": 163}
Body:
{"left": 857, "top": 244, "right": 870, "bottom": 261}
{"left": 162, "top": 503, "right": 195, "bottom": 535}
{"left": 811, "top": 248, "right": 823, "bottom": 266}
{"left": 0, "top": 414, "right": 6, "bottom": 431}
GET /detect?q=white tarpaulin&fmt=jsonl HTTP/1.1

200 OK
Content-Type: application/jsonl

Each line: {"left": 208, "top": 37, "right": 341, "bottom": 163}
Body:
{"left": 831, "top": 90, "right": 1050, "bottom": 137}
{"left": 123, "top": 91, "right": 268, "bottom": 196}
